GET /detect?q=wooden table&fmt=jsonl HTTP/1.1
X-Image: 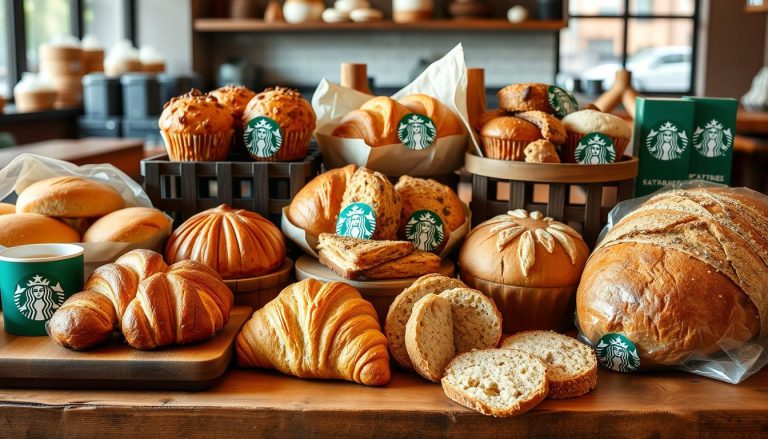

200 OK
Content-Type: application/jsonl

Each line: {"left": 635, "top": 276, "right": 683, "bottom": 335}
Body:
{"left": 1, "top": 367, "right": 766, "bottom": 438}
{"left": 0, "top": 138, "right": 145, "bottom": 179}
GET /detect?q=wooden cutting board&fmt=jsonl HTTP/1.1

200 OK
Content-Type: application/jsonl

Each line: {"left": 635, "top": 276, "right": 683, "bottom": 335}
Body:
{"left": 0, "top": 306, "right": 251, "bottom": 390}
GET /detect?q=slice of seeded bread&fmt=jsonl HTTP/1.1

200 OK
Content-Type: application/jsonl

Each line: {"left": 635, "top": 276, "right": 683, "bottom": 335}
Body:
{"left": 501, "top": 331, "right": 597, "bottom": 399}
{"left": 386, "top": 274, "right": 467, "bottom": 370}
{"left": 405, "top": 293, "right": 455, "bottom": 382}
{"left": 439, "top": 288, "right": 502, "bottom": 354}
{"left": 441, "top": 348, "right": 549, "bottom": 417}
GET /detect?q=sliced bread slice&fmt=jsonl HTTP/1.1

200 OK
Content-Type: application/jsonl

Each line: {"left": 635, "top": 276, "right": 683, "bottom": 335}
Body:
{"left": 317, "top": 233, "right": 414, "bottom": 279}
{"left": 405, "top": 293, "right": 455, "bottom": 382}
{"left": 362, "top": 251, "right": 441, "bottom": 280}
{"left": 441, "top": 348, "right": 549, "bottom": 417}
{"left": 501, "top": 331, "right": 597, "bottom": 399}
{"left": 439, "top": 287, "right": 502, "bottom": 354}
{"left": 386, "top": 274, "right": 466, "bottom": 370}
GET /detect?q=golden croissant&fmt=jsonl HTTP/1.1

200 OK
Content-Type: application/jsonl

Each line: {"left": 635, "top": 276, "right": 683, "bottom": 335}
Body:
{"left": 235, "top": 279, "right": 391, "bottom": 386}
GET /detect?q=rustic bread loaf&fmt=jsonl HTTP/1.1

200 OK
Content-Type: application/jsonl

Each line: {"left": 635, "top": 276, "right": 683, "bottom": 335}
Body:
{"left": 340, "top": 167, "right": 401, "bottom": 240}
{"left": 395, "top": 175, "right": 465, "bottom": 233}
{"left": 287, "top": 164, "right": 358, "bottom": 237}
{"left": 405, "top": 293, "right": 455, "bottom": 382}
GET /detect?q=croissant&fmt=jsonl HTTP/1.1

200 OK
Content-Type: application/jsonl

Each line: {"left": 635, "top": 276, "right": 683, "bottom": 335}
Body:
{"left": 399, "top": 93, "right": 464, "bottom": 137}
{"left": 332, "top": 96, "right": 410, "bottom": 147}
{"left": 235, "top": 279, "right": 391, "bottom": 386}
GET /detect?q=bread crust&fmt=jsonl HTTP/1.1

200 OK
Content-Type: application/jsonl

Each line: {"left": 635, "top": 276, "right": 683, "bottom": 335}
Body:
{"left": 515, "top": 111, "right": 566, "bottom": 144}
{"left": 83, "top": 207, "right": 170, "bottom": 243}
{"left": 524, "top": 139, "right": 561, "bottom": 163}
{"left": 208, "top": 85, "right": 256, "bottom": 124}
{"left": 243, "top": 86, "right": 316, "bottom": 133}
{"left": 47, "top": 291, "right": 116, "bottom": 350}
{"left": 0, "top": 213, "right": 79, "bottom": 246}
{"left": 287, "top": 164, "right": 358, "bottom": 237}
{"left": 16, "top": 176, "right": 124, "bottom": 218}
{"left": 362, "top": 251, "right": 440, "bottom": 279}
{"left": 480, "top": 116, "right": 542, "bottom": 143}
{"left": 395, "top": 175, "right": 465, "bottom": 234}
{"left": 398, "top": 93, "right": 464, "bottom": 137}
{"left": 332, "top": 97, "right": 410, "bottom": 146}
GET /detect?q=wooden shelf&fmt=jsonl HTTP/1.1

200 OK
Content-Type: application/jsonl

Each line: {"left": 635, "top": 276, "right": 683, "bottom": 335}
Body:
{"left": 746, "top": 4, "right": 768, "bottom": 12}
{"left": 193, "top": 18, "right": 567, "bottom": 33}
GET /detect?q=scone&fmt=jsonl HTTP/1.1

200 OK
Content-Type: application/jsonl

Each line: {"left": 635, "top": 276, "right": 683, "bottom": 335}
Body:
{"left": 243, "top": 86, "right": 316, "bottom": 161}
{"left": 399, "top": 94, "right": 464, "bottom": 137}
{"left": 524, "top": 140, "right": 560, "bottom": 163}
{"left": 339, "top": 167, "right": 401, "bottom": 241}
{"left": 332, "top": 96, "right": 410, "bottom": 147}
{"left": 159, "top": 89, "right": 234, "bottom": 161}
{"left": 209, "top": 84, "right": 257, "bottom": 152}
{"left": 395, "top": 175, "right": 464, "bottom": 253}
{"left": 481, "top": 116, "right": 543, "bottom": 161}
{"left": 561, "top": 109, "right": 631, "bottom": 163}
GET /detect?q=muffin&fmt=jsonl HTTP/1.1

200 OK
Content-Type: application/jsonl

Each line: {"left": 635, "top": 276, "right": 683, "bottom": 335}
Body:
{"left": 561, "top": 109, "right": 632, "bottom": 163}
{"left": 498, "top": 83, "right": 579, "bottom": 118}
{"left": 242, "top": 86, "right": 316, "bottom": 161}
{"left": 524, "top": 140, "right": 560, "bottom": 163}
{"left": 480, "top": 116, "right": 543, "bottom": 160}
{"left": 458, "top": 209, "right": 589, "bottom": 333}
{"left": 209, "top": 85, "right": 257, "bottom": 153}
{"left": 159, "top": 89, "right": 234, "bottom": 161}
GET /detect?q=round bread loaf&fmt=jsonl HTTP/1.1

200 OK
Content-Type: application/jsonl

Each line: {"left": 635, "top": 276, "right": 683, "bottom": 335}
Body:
{"left": 0, "top": 213, "right": 80, "bottom": 246}
{"left": 16, "top": 176, "right": 124, "bottom": 218}
{"left": 287, "top": 164, "right": 358, "bottom": 237}
{"left": 83, "top": 207, "right": 171, "bottom": 243}
{"left": 577, "top": 187, "right": 768, "bottom": 368}
{"left": 340, "top": 167, "right": 401, "bottom": 240}
{"left": 398, "top": 94, "right": 464, "bottom": 137}
{"left": 394, "top": 175, "right": 464, "bottom": 248}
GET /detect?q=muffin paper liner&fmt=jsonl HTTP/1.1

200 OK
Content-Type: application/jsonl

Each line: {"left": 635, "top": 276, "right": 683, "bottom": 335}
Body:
{"left": 480, "top": 138, "right": 530, "bottom": 161}
{"left": 162, "top": 130, "right": 233, "bottom": 162}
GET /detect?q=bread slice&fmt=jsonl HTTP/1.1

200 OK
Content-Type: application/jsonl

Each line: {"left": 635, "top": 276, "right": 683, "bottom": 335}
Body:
{"left": 501, "top": 331, "right": 597, "bottom": 399}
{"left": 441, "top": 348, "right": 549, "bottom": 417}
{"left": 386, "top": 274, "right": 467, "bottom": 370}
{"left": 405, "top": 294, "right": 455, "bottom": 382}
{"left": 439, "top": 288, "right": 502, "bottom": 354}
{"left": 317, "top": 233, "right": 414, "bottom": 279}
{"left": 362, "top": 251, "right": 441, "bottom": 279}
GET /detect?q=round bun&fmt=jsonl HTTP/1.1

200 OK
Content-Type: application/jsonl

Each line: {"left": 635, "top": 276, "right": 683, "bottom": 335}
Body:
{"left": 497, "top": 83, "right": 552, "bottom": 113}
{"left": 165, "top": 204, "right": 286, "bottom": 279}
{"left": 287, "top": 164, "right": 358, "bottom": 236}
{"left": 0, "top": 213, "right": 80, "bottom": 246}
{"left": 208, "top": 85, "right": 257, "bottom": 123}
{"left": 83, "top": 207, "right": 171, "bottom": 243}
{"left": 16, "top": 176, "right": 124, "bottom": 218}
{"left": 398, "top": 94, "right": 464, "bottom": 137}
{"left": 562, "top": 109, "right": 631, "bottom": 139}
{"left": 395, "top": 175, "right": 465, "bottom": 232}
{"left": 243, "top": 86, "right": 316, "bottom": 133}
{"left": 0, "top": 203, "right": 15, "bottom": 214}
{"left": 481, "top": 116, "right": 542, "bottom": 143}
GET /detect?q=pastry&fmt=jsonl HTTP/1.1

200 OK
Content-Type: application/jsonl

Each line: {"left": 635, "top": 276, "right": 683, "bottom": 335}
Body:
{"left": 235, "top": 279, "right": 391, "bottom": 386}
{"left": 339, "top": 167, "right": 401, "bottom": 240}
{"left": 458, "top": 209, "right": 590, "bottom": 333}
{"left": 438, "top": 287, "right": 502, "bottom": 354}
{"left": 159, "top": 89, "right": 234, "bottom": 161}
{"left": 16, "top": 176, "right": 124, "bottom": 218}
{"left": 405, "top": 293, "right": 455, "bottom": 382}
{"left": 398, "top": 93, "right": 464, "bottom": 137}
{"left": 242, "top": 86, "right": 316, "bottom": 161}
{"left": 361, "top": 250, "right": 441, "bottom": 279}
{"left": 209, "top": 84, "right": 257, "bottom": 152}
{"left": 317, "top": 233, "right": 414, "bottom": 279}
{"left": 515, "top": 110, "right": 566, "bottom": 144}
{"left": 577, "top": 188, "right": 768, "bottom": 369}
{"left": 0, "top": 213, "right": 79, "bottom": 246}
{"left": 497, "top": 83, "right": 578, "bottom": 118}
{"left": 0, "top": 202, "right": 15, "bottom": 214}
{"left": 524, "top": 139, "right": 561, "bottom": 163}
{"left": 480, "top": 116, "right": 543, "bottom": 161}
{"left": 394, "top": 176, "right": 464, "bottom": 253}
{"left": 287, "top": 164, "right": 358, "bottom": 237}
{"left": 165, "top": 204, "right": 286, "bottom": 279}
{"left": 475, "top": 108, "right": 507, "bottom": 132}
{"left": 561, "top": 109, "right": 631, "bottom": 163}
{"left": 83, "top": 207, "right": 170, "bottom": 243}
{"left": 332, "top": 96, "right": 410, "bottom": 147}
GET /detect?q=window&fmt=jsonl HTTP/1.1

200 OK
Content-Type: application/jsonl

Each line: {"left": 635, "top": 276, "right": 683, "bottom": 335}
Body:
{"left": 83, "top": 0, "right": 126, "bottom": 54}
{"left": 24, "top": 0, "right": 72, "bottom": 72}
{"left": 559, "top": 0, "right": 698, "bottom": 95}
{"left": 0, "top": 2, "right": 9, "bottom": 98}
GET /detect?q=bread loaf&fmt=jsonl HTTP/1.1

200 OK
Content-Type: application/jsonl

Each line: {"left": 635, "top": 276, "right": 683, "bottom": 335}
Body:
{"left": 16, "top": 176, "right": 124, "bottom": 218}
{"left": 394, "top": 176, "right": 465, "bottom": 250}
{"left": 83, "top": 207, "right": 170, "bottom": 243}
{"left": 405, "top": 293, "right": 455, "bottom": 382}
{"left": 287, "top": 164, "right": 357, "bottom": 236}
{"left": 340, "top": 167, "right": 401, "bottom": 240}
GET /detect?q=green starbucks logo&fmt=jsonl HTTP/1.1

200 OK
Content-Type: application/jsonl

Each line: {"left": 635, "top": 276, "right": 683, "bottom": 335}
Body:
{"left": 397, "top": 113, "right": 437, "bottom": 150}
{"left": 547, "top": 86, "right": 579, "bottom": 118}
{"left": 575, "top": 133, "right": 617, "bottom": 164}
{"left": 693, "top": 119, "right": 732, "bottom": 158}
{"left": 336, "top": 203, "right": 376, "bottom": 239}
{"left": 13, "top": 273, "right": 65, "bottom": 321}
{"left": 404, "top": 210, "right": 445, "bottom": 252}
{"left": 595, "top": 333, "right": 640, "bottom": 373}
{"left": 244, "top": 116, "right": 282, "bottom": 158}
{"left": 646, "top": 121, "right": 689, "bottom": 161}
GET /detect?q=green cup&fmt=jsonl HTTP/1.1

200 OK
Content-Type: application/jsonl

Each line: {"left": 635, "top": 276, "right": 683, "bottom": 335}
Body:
{"left": 0, "top": 244, "right": 84, "bottom": 336}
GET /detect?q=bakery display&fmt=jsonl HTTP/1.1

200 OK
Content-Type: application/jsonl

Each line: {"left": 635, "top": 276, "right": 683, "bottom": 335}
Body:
{"left": 83, "top": 207, "right": 170, "bottom": 243}
{"left": 165, "top": 204, "right": 286, "bottom": 279}
{"left": 577, "top": 187, "right": 768, "bottom": 370}
{"left": 235, "top": 278, "right": 391, "bottom": 386}
{"left": 459, "top": 209, "right": 590, "bottom": 333}
{"left": 242, "top": 86, "right": 316, "bottom": 161}
{"left": 287, "top": 164, "right": 358, "bottom": 237}
{"left": 406, "top": 293, "right": 455, "bottom": 382}
{"left": 480, "top": 116, "right": 543, "bottom": 160}
{"left": 16, "top": 176, "right": 124, "bottom": 218}
{"left": 0, "top": 213, "right": 80, "bottom": 246}
{"left": 561, "top": 109, "right": 631, "bottom": 163}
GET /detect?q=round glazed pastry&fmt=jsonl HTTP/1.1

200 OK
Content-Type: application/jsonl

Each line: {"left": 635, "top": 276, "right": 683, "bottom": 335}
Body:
{"left": 16, "top": 176, "right": 124, "bottom": 218}
{"left": 0, "top": 213, "right": 80, "bottom": 246}
{"left": 83, "top": 207, "right": 171, "bottom": 243}
{"left": 398, "top": 94, "right": 464, "bottom": 138}
{"left": 480, "top": 116, "right": 543, "bottom": 160}
{"left": 159, "top": 89, "right": 234, "bottom": 161}
{"left": 394, "top": 176, "right": 464, "bottom": 253}
{"left": 165, "top": 204, "right": 286, "bottom": 279}
{"left": 287, "top": 164, "right": 358, "bottom": 236}
{"left": 242, "top": 86, "right": 316, "bottom": 161}
{"left": 561, "top": 109, "right": 631, "bottom": 164}
{"left": 459, "top": 209, "right": 589, "bottom": 333}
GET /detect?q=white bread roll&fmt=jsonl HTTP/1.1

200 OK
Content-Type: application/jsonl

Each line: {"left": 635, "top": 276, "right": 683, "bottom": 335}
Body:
{"left": 0, "top": 213, "right": 80, "bottom": 246}
{"left": 16, "top": 176, "right": 124, "bottom": 218}
{"left": 83, "top": 207, "right": 171, "bottom": 243}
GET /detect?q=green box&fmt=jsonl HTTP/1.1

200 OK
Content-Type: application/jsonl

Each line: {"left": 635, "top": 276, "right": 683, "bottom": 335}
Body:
{"left": 683, "top": 96, "right": 737, "bottom": 185}
{"left": 633, "top": 97, "right": 695, "bottom": 196}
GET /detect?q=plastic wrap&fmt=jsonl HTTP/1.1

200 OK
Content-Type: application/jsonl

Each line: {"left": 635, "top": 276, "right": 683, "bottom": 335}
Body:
{"left": 576, "top": 180, "right": 768, "bottom": 384}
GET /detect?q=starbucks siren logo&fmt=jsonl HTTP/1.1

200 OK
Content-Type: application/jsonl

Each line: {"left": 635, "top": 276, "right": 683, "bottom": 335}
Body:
{"left": 404, "top": 210, "right": 445, "bottom": 252}
{"left": 595, "top": 333, "right": 641, "bottom": 373}
{"left": 336, "top": 203, "right": 376, "bottom": 239}
{"left": 13, "top": 273, "right": 65, "bottom": 321}
{"left": 646, "top": 121, "right": 689, "bottom": 161}
{"left": 397, "top": 113, "right": 437, "bottom": 150}
{"left": 547, "top": 86, "right": 579, "bottom": 118}
{"left": 574, "top": 133, "right": 616, "bottom": 164}
{"left": 244, "top": 116, "right": 282, "bottom": 158}
{"left": 693, "top": 119, "right": 733, "bottom": 158}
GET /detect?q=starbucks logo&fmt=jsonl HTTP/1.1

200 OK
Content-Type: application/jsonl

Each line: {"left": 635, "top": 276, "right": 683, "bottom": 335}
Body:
{"left": 646, "top": 121, "right": 689, "bottom": 161}
{"left": 404, "top": 210, "right": 445, "bottom": 252}
{"left": 397, "top": 113, "right": 437, "bottom": 150}
{"left": 693, "top": 119, "right": 733, "bottom": 158}
{"left": 336, "top": 203, "right": 376, "bottom": 239}
{"left": 547, "top": 86, "right": 579, "bottom": 118}
{"left": 575, "top": 133, "right": 617, "bottom": 164}
{"left": 13, "top": 273, "right": 65, "bottom": 321}
{"left": 595, "top": 333, "right": 640, "bottom": 373}
{"left": 244, "top": 116, "right": 283, "bottom": 158}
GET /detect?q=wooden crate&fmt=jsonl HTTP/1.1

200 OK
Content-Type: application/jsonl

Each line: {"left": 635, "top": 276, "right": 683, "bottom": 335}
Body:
{"left": 465, "top": 152, "right": 639, "bottom": 247}
{"left": 141, "top": 149, "right": 321, "bottom": 226}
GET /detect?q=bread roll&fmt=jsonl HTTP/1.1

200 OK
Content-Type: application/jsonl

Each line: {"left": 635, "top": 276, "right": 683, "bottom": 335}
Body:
{"left": 83, "top": 207, "right": 170, "bottom": 243}
{"left": 395, "top": 175, "right": 465, "bottom": 233}
{"left": 287, "top": 164, "right": 357, "bottom": 236}
{"left": 16, "top": 176, "right": 124, "bottom": 218}
{"left": 399, "top": 94, "right": 464, "bottom": 137}
{"left": 0, "top": 213, "right": 79, "bottom": 246}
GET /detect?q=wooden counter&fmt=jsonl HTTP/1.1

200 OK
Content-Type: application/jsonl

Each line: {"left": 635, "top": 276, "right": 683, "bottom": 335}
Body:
{"left": 1, "top": 367, "right": 767, "bottom": 438}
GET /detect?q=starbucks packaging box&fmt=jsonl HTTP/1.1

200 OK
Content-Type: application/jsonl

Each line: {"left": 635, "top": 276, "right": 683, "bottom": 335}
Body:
{"left": 633, "top": 97, "right": 695, "bottom": 196}
{"left": 683, "top": 96, "right": 737, "bottom": 185}
{"left": 312, "top": 44, "right": 476, "bottom": 177}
